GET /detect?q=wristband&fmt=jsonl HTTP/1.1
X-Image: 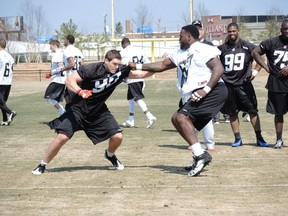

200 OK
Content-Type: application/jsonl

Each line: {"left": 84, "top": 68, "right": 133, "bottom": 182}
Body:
{"left": 252, "top": 69, "right": 258, "bottom": 77}
{"left": 136, "top": 64, "right": 142, "bottom": 70}
{"left": 203, "top": 86, "right": 211, "bottom": 94}
{"left": 76, "top": 89, "right": 82, "bottom": 95}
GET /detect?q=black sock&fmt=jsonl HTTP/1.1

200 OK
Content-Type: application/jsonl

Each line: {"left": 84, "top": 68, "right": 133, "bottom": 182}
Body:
{"left": 234, "top": 132, "right": 241, "bottom": 140}
{"left": 255, "top": 130, "right": 262, "bottom": 140}
{"left": 276, "top": 132, "right": 282, "bottom": 141}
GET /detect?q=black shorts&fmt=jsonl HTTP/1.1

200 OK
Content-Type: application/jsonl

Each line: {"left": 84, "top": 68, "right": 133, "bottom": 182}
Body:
{"left": 44, "top": 82, "right": 65, "bottom": 102}
{"left": 178, "top": 82, "right": 227, "bottom": 131}
{"left": 48, "top": 110, "right": 122, "bottom": 145}
{"left": 266, "top": 91, "right": 288, "bottom": 115}
{"left": 127, "top": 82, "right": 145, "bottom": 101}
{"left": 221, "top": 82, "right": 258, "bottom": 115}
{"left": 0, "top": 85, "right": 11, "bottom": 103}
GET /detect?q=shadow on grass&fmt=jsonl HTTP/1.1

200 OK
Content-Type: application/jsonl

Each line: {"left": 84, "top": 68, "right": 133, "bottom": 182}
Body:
{"left": 159, "top": 142, "right": 267, "bottom": 149}
{"left": 48, "top": 166, "right": 110, "bottom": 173}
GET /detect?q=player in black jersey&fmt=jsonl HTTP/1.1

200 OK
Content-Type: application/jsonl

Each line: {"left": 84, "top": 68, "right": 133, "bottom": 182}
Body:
{"left": 32, "top": 50, "right": 153, "bottom": 175}
{"left": 252, "top": 19, "right": 288, "bottom": 149}
{"left": 218, "top": 22, "right": 269, "bottom": 148}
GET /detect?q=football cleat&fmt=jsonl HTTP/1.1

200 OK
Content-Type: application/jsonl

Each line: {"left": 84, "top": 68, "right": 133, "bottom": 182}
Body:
{"left": 104, "top": 150, "right": 124, "bottom": 170}
{"left": 32, "top": 164, "right": 46, "bottom": 175}
{"left": 232, "top": 139, "right": 243, "bottom": 147}
{"left": 0, "top": 121, "right": 9, "bottom": 126}
{"left": 7, "top": 111, "right": 17, "bottom": 125}
{"left": 122, "top": 120, "right": 134, "bottom": 128}
{"left": 274, "top": 140, "right": 283, "bottom": 149}
{"left": 188, "top": 151, "right": 212, "bottom": 177}
{"left": 147, "top": 116, "right": 156, "bottom": 128}
{"left": 256, "top": 138, "right": 270, "bottom": 147}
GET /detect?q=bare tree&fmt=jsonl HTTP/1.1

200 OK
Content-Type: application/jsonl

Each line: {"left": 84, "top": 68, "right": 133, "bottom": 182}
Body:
{"left": 19, "top": 0, "right": 50, "bottom": 63}
{"left": 257, "top": 6, "right": 283, "bottom": 41}
{"left": 132, "top": 3, "right": 153, "bottom": 33}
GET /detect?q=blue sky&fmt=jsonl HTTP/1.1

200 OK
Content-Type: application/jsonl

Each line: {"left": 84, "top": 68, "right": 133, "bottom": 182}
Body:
{"left": 0, "top": 0, "right": 287, "bottom": 35}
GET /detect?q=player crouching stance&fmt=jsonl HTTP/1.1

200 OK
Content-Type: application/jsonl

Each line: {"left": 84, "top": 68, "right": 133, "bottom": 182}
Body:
{"left": 32, "top": 50, "right": 152, "bottom": 175}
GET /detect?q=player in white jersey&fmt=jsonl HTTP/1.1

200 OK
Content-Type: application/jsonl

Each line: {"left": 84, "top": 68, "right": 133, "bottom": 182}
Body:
{"left": 60, "top": 35, "right": 84, "bottom": 106}
{"left": 120, "top": 38, "right": 156, "bottom": 128}
{"left": 44, "top": 40, "right": 66, "bottom": 115}
{"left": 0, "top": 39, "right": 17, "bottom": 126}
{"left": 129, "top": 25, "right": 227, "bottom": 177}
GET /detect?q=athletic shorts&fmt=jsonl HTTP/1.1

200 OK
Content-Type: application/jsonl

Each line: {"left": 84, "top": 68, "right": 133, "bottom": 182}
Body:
{"left": 127, "top": 82, "right": 145, "bottom": 101}
{"left": 221, "top": 82, "right": 258, "bottom": 115}
{"left": 266, "top": 91, "right": 288, "bottom": 115}
{"left": 178, "top": 82, "right": 227, "bottom": 131}
{"left": 44, "top": 82, "right": 65, "bottom": 102}
{"left": 0, "top": 85, "right": 11, "bottom": 103}
{"left": 48, "top": 109, "right": 123, "bottom": 145}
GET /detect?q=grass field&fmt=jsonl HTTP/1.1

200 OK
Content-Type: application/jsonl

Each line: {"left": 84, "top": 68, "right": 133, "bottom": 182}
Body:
{"left": 0, "top": 75, "right": 287, "bottom": 216}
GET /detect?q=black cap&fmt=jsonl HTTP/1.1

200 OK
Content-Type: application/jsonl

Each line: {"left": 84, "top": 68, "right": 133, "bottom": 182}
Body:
{"left": 192, "top": 20, "right": 203, "bottom": 27}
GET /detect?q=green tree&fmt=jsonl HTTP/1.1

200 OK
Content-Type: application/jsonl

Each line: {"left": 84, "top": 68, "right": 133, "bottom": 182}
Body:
{"left": 115, "top": 22, "right": 123, "bottom": 37}
{"left": 257, "top": 18, "right": 280, "bottom": 41}
{"left": 56, "top": 19, "right": 81, "bottom": 45}
{"left": 238, "top": 22, "right": 252, "bottom": 41}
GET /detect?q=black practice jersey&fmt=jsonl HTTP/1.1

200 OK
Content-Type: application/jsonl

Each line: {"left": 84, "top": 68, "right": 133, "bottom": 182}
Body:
{"left": 259, "top": 36, "right": 288, "bottom": 92}
{"left": 218, "top": 39, "right": 256, "bottom": 86}
{"left": 70, "top": 62, "right": 130, "bottom": 116}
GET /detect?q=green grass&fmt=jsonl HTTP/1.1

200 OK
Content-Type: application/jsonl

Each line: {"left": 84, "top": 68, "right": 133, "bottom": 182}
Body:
{"left": 0, "top": 76, "right": 287, "bottom": 216}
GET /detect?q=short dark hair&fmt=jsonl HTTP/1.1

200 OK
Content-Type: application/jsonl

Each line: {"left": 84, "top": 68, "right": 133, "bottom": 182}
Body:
{"left": 182, "top": 25, "right": 199, "bottom": 39}
{"left": 66, "top": 35, "right": 75, "bottom": 44}
{"left": 0, "top": 39, "right": 6, "bottom": 49}
{"left": 105, "top": 50, "right": 121, "bottom": 61}
{"left": 49, "top": 40, "right": 60, "bottom": 48}
{"left": 121, "top": 37, "right": 130, "bottom": 46}
{"left": 227, "top": 23, "right": 239, "bottom": 30}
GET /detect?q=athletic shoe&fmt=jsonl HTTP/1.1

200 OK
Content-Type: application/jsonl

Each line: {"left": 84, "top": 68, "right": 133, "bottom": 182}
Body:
{"left": 7, "top": 111, "right": 17, "bottom": 125}
{"left": 232, "top": 139, "right": 243, "bottom": 147}
{"left": 122, "top": 120, "right": 134, "bottom": 128}
{"left": 225, "top": 119, "right": 230, "bottom": 123}
{"left": 32, "top": 164, "right": 46, "bottom": 175}
{"left": 147, "top": 116, "right": 156, "bottom": 128}
{"left": 104, "top": 149, "right": 124, "bottom": 170}
{"left": 0, "top": 121, "right": 9, "bottom": 126}
{"left": 206, "top": 144, "right": 215, "bottom": 151}
{"left": 274, "top": 140, "right": 283, "bottom": 149}
{"left": 256, "top": 138, "right": 270, "bottom": 147}
{"left": 187, "top": 151, "right": 212, "bottom": 177}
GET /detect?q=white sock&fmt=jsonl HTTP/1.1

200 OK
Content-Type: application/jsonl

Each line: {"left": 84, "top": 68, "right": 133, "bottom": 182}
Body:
{"left": 128, "top": 99, "right": 135, "bottom": 113}
{"left": 137, "top": 99, "right": 148, "bottom": 113}
{"left": 128, "top": 115, "right": 134, "bottom": 121}
{"left": 145, "top": 111, "right": 154, "bottom": 119}
{"left": 191, "top": 142, "right": 204, "bottom": 156}
{"left": 106, "top": 150, "right": 114, "bottom": 157}
{"left": 40, "top": 160, "right": 48, "bottom": 166}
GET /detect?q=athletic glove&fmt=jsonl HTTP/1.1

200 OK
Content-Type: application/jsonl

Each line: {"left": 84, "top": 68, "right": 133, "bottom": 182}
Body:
{"left": 78, "top": 89, "right": 93, "bottom": 99}
{"left": 45, "top": 73, "right": 52, "bottom": 79}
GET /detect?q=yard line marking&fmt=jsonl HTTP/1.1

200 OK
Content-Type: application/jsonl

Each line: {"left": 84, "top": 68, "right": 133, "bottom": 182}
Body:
{"left": 1, "top": 184, "right": 288, "bottom": 190}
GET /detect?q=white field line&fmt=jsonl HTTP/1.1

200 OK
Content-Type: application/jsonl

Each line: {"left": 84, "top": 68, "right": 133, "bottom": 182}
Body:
{"left": 1, "top": 184, "right": 288, "bottom": 190}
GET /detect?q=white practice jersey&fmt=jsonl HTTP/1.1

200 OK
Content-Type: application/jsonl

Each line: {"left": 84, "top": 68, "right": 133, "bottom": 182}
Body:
{"left": 63, "top": 45, "right": 84, "bottom": 76}
{"left": 120, "top": 45, "right": 150, "bottom": 84}
{"left": 51, "top": 49, "right": 66, "bottom": 84}
{"left": 170, "top": 41, "right": 223, "bottom": 101}
{"left": 0, "top": 50, "right": 14, "bottom": 85}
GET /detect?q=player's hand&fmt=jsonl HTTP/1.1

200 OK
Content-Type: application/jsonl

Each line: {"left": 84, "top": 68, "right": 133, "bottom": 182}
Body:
{"left": 190, "top": 89, "right": 207, "bottom": 102}
{"left": 279, "top": 66, "right": 288, "bottom": 76}
{"left": 45, "top": 73, "right": 52, "bottom": 79}
{"left": 78, "top": 89, "right": 93, "bottom": 99}
{"left": 250, "top": 69, "right": 258, "bottom": 81}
